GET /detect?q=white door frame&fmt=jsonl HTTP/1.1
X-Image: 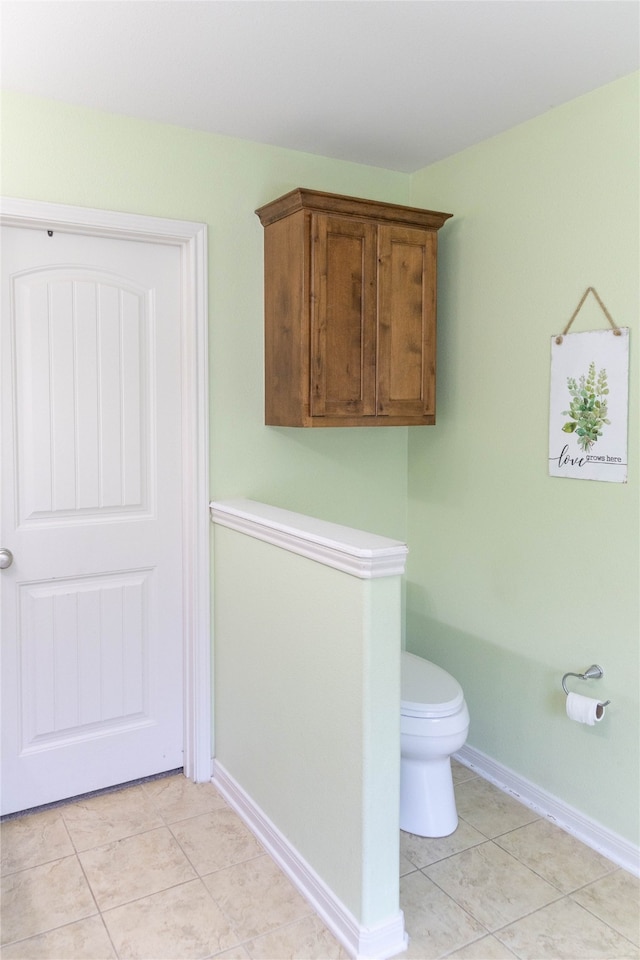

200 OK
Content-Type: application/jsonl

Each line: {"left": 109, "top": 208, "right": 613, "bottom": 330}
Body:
{"left": 0, "top": 197, "right": 211, "bottom": 783}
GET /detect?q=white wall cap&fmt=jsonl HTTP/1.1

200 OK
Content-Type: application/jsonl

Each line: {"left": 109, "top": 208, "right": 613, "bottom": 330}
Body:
{"left": 210, "top": 499, "right": 408, "bottom": 579}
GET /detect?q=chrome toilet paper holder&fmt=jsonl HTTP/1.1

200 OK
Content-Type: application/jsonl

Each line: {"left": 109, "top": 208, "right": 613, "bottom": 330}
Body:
{"left": 562, "top": 664, "right": 611, "bottom": 706}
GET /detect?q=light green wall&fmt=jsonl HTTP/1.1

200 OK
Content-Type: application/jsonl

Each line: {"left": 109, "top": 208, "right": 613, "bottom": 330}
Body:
{"left": 0, "top": 94, "right": 408, "bottom": 927}
{"left": 407, "top": 73, "right": 639, "bottom": 844}
{"left": 0, "top": 90, "right": 410, "bottom": 540}
{"left": 213, "top": 525, "right": 402, "bottom": 924}
{"left": 2, "top": 76, "right": 638, "bottom": 850}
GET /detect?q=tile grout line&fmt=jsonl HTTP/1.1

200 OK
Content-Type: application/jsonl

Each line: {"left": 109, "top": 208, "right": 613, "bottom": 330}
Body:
{"left": 4, "top": 773, "right": 637, "bottom": 960}
{"left": 564, "top": 887, "right": 640, "bottom": 953}
{"left": 205, "top": 910, "right": 333, "bottom": 960}
{"left": 404, "top": 828, "right": 630, "bottom": 956}
{"left": 455, "top": 810, "right": 637, "bottom": 948}
{"left": 55, "top": 782, "right": 285, "bottom": 958}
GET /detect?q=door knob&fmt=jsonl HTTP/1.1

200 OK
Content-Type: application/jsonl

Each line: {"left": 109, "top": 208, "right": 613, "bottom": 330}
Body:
{"left": 0, "top": 548, "right": 14, "bottom": 569}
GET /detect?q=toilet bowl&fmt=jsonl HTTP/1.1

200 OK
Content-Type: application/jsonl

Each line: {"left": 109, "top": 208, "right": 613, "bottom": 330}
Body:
{"left": 400, "top": 651, "right": 470, "bottom": 838}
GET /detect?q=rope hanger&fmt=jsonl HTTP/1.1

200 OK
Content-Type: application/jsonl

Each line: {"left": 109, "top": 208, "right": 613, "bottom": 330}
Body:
{"left": 555, "top": 287, "right": 622, "bottom": 345}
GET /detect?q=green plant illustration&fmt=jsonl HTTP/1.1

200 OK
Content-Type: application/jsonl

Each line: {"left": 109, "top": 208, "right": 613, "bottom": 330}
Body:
{"left": 562, "top": 361, "right": 611, "bottom": 451}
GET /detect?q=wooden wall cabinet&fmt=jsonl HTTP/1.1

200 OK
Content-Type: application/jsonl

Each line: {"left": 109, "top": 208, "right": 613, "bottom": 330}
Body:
{"left": 256, "top": 188, "right": 452, "bottom": 427}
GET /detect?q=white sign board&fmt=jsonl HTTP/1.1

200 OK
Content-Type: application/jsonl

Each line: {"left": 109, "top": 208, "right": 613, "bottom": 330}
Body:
{"left": 549, "top": 329, "right": 629, "bottom": 483}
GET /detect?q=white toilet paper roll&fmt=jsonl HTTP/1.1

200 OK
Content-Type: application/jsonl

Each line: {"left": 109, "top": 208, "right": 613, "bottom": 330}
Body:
{"left": 566, "top": 692, "right": 605, "bottom": 725}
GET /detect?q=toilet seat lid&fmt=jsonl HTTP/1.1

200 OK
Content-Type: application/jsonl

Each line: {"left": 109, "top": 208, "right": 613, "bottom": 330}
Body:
{"left": 401, "top": 651, "right": 464, "bottom": 718}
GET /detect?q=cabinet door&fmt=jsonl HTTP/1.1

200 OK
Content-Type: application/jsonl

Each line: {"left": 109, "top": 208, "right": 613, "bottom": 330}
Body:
{"left": 310, "top": 214, "right": 377, "bottom": 419}
{"left": 377, "top": 225, "right": 437, "bottom": 421}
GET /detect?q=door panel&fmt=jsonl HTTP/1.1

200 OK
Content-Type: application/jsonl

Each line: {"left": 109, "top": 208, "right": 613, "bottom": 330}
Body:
{"left": 19, "top": 570, "right": 150, "bottom": 743}
{"left": 310, "top": 214, "right": 377, "bottom": 418}
{"left": 15, "top": 270, "right": 151, "bottom": 523}
{"left": 1, "top": 226, "right": 183, "bottom": 813}
{"left": 377, "top": 225, "right": 437, "bottom": 419}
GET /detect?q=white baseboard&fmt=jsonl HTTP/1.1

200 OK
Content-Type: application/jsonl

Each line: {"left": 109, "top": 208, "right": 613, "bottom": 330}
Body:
{"left": 211, "top": 761, "right": 408, "bottom": 960}
{"left": 455, "top": 745, "right": 640, "bottom": 878}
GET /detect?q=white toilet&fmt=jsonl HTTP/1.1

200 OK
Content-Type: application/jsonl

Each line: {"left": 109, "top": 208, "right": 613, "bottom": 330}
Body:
{"left": 400, "top": 650, "right": 470, "bottom": 838}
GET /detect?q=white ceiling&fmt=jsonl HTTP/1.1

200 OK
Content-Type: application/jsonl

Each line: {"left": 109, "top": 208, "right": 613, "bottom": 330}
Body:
{"left": 1, "top": 1, "right": 638, "bottom": 172}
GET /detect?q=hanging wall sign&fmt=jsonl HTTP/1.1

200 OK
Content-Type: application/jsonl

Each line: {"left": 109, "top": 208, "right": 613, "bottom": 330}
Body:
{"left": 549, "top": 290, "right": 629, "bottom": 483}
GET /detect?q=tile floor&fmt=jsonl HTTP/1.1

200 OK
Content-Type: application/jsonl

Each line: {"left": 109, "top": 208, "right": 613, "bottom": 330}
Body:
{"left": 0, "top": 762, "right": 638, "bottom": 960}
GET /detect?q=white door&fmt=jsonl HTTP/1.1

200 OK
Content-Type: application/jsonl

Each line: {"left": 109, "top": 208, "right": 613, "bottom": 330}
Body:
{"left": 1, "top": 224, "right": 184, "bottom": 814}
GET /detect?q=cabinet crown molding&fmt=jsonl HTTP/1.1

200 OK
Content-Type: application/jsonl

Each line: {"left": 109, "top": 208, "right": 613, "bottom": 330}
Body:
{"left": 256, "top": 187, "right": 452, "bottom": 231}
